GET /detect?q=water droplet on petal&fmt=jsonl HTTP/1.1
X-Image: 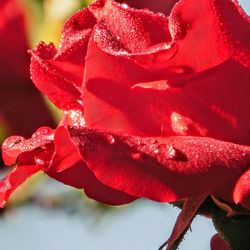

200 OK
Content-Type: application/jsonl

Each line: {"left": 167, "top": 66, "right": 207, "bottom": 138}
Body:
{"left": 131, "top": 152, "right": 142, "bottom": 160}
{"left": 63, "top": 110, "right": 85, "bottom": 127}
{"left": 35, "top": 157, "right": 46, "bottom": 166}
{"left": 169, "top": 14, "right": 187, "bottom": 40}
{"left": 0, "top": 200, "right": 6, "bottom": 207}
{"left": 32, "top": 127, "right": 53, "bottom": 138}
{"left": 2, "top": 136, "right": 25, "bottom": 150}
{"left": 121, "top": 3, "right": 129, "bottom": 9}
{"left": 150, "top": 43, "right": 178, "bottom": 63}
{"left": 77, "top": 100, "right": 83, "bottom": 106}
{"left": 170, "top": 112, "right": 207, "bottom": 136}
{"left": 154, "top": 148, "right": 159, "bottom": 154}
{"left": 167, "top": 65, "right": 194, "bottom": 75}
{"left": 168, "top": 145, "right": 177, "bottom": 159}
{"left": 106, "top": 134, "right": 115, "bottom": 144}
{"left": 157, "top": 144, "right": 187, "bottom": 161}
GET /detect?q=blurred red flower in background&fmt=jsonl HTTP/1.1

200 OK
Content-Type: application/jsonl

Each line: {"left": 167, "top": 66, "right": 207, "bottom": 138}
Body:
{"left": 0, "top": 0, "right": 54, "bottom": 139}
{"left": 1, "top": 0, "right": 250, "bottom": 247}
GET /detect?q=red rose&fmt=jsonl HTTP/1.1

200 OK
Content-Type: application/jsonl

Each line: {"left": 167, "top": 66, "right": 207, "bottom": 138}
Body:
{"left": 1, "top": 0, "right": 250, "bottom": 247}
{"left": 0, "top": 0, "right": 54, "bottom": 138}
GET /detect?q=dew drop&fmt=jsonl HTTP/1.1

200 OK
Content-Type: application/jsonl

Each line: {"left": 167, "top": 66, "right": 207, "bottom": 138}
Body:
{"left": 121, "top": 3, "right": 129, "bottom": 9}
{"left": 167, "top": 65, "right": 193, "bottom": 75}
{"left": 77, "top": 100, "right": 83, "bottom": 105}
{"left": 0, "top": 200, "right": 6, "bottom": 207}
{"left": 32, "top": 127, "right": 53, "bottom": 138}
{"left": 63, "top": 110, "right": 85, "bottom": 127}
{"left": 150, "top": 43, "right": 178, "bottom": 63}
{"left": 35, "top": 157, "right": 46, "bottom": 166}
{"left": 106, "top": 134, "right": 115, "bottom": 144}
{"left": 2, "top": 136, "right": 25, "bottom": 150}
{"left": 131, "top": 152, "right": 142, "bottom": 160}
{"left": 154, "top": 148, "right": 159, "bottom": 154}
{"left": 157, "top": 144, "right": 187, "bottom": 161}
{"left": 169, "top": 14, "right": 187, "bottom": 40}
{"left": 168, "top": 145, "right": 177, "bottom": 159}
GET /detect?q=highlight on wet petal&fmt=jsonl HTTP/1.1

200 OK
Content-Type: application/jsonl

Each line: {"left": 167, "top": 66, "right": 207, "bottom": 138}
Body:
{"left": 2, "top": 127, "right": 54, "bottom": 166}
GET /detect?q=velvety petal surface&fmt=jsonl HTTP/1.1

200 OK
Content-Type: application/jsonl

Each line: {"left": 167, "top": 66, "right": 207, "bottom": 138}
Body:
{"left": 1, "top": 126, "right": 137, "bottom": 206}
{"left": 116, "top": 0, "right": 178, "bottom": 15}
{"left": 89, "top": 0, "right": 172, "bottom": 52}
{"left": 166, "top": 0, "right": 250, "bottom": 71}
{"left": 30, "top": 8, "right": 96, "bottom": 110}
{"left": 67, "top": 127, "right": 250, "bottom": 208}
{"left": 88, "top": 0, "right": 178, "bottom": 73}
{"left": 83, "top": 1, "right": 183, "bottom": 133}
{"left": 84, "top": 33, "right": 159, "bottom": 134}
{"left": 88, "top": 0, "right": 250, "bottom": 72}
{"left": 85, "top": 54, "right": 250, "bottom": 143}
{"left": 48, "top": 126, "right": 137, "bottom": 205}
{"left": 83, "top": 0, "right": 250, "bottom": 144}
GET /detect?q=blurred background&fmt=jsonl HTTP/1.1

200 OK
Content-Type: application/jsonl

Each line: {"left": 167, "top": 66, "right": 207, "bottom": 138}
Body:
{"left": 0, "top": 0, "right": 249, "bottom": 249}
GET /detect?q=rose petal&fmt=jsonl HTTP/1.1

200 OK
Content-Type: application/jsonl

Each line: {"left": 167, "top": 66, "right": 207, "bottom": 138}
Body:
{"left": 30, "top": 8, "right": 96, "bottom": 110}
{"left": 84, "top": 53, "right": 250, "bottom": 143}
{"left": 233, "top": 168, "right": 250, "bottom": 210}
{"left": 167, "top": 0, "right": 250, "bottom": 71}
{"left": 84, "top": 31, "right": 161, "bottom": 134}
{"left": 89, "top": 0, "right": 171, "bottom": 53}
{"left": 92, "top": 22, "right": 179, "bottom": 71}
{"left": 83, "top": 21, "right": 182, "bottom": 134}
{"left": 48, "top": 126, "right": 137, "bottom": 205}
{"left": 2, "top": 125, "right": 137, "bottom": 206}
{"left": 210, "top": 234, "right": 231, "bottom": 250}
{"left": 89, "top": 0, "right": 250, "bottom": 72}
{"left": 2, "top": 127, "right": 54, "bottom": 166}
{"left": 68, "top": 127, "right": 250, "bottom": 204}
{"left": 83, "top": 1, "right": 250, "bottom": 142}
{"left": 89, "top": 1, "right": 182, "bottom": 74}
{"left": 115, "top": 0, "right": 178, "bottom": 15}
{"left": 129, "top": 60, "right": 250, "bottom": 143}
{"left": 0, "top": 164, "right": 40, "bottom": 208}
